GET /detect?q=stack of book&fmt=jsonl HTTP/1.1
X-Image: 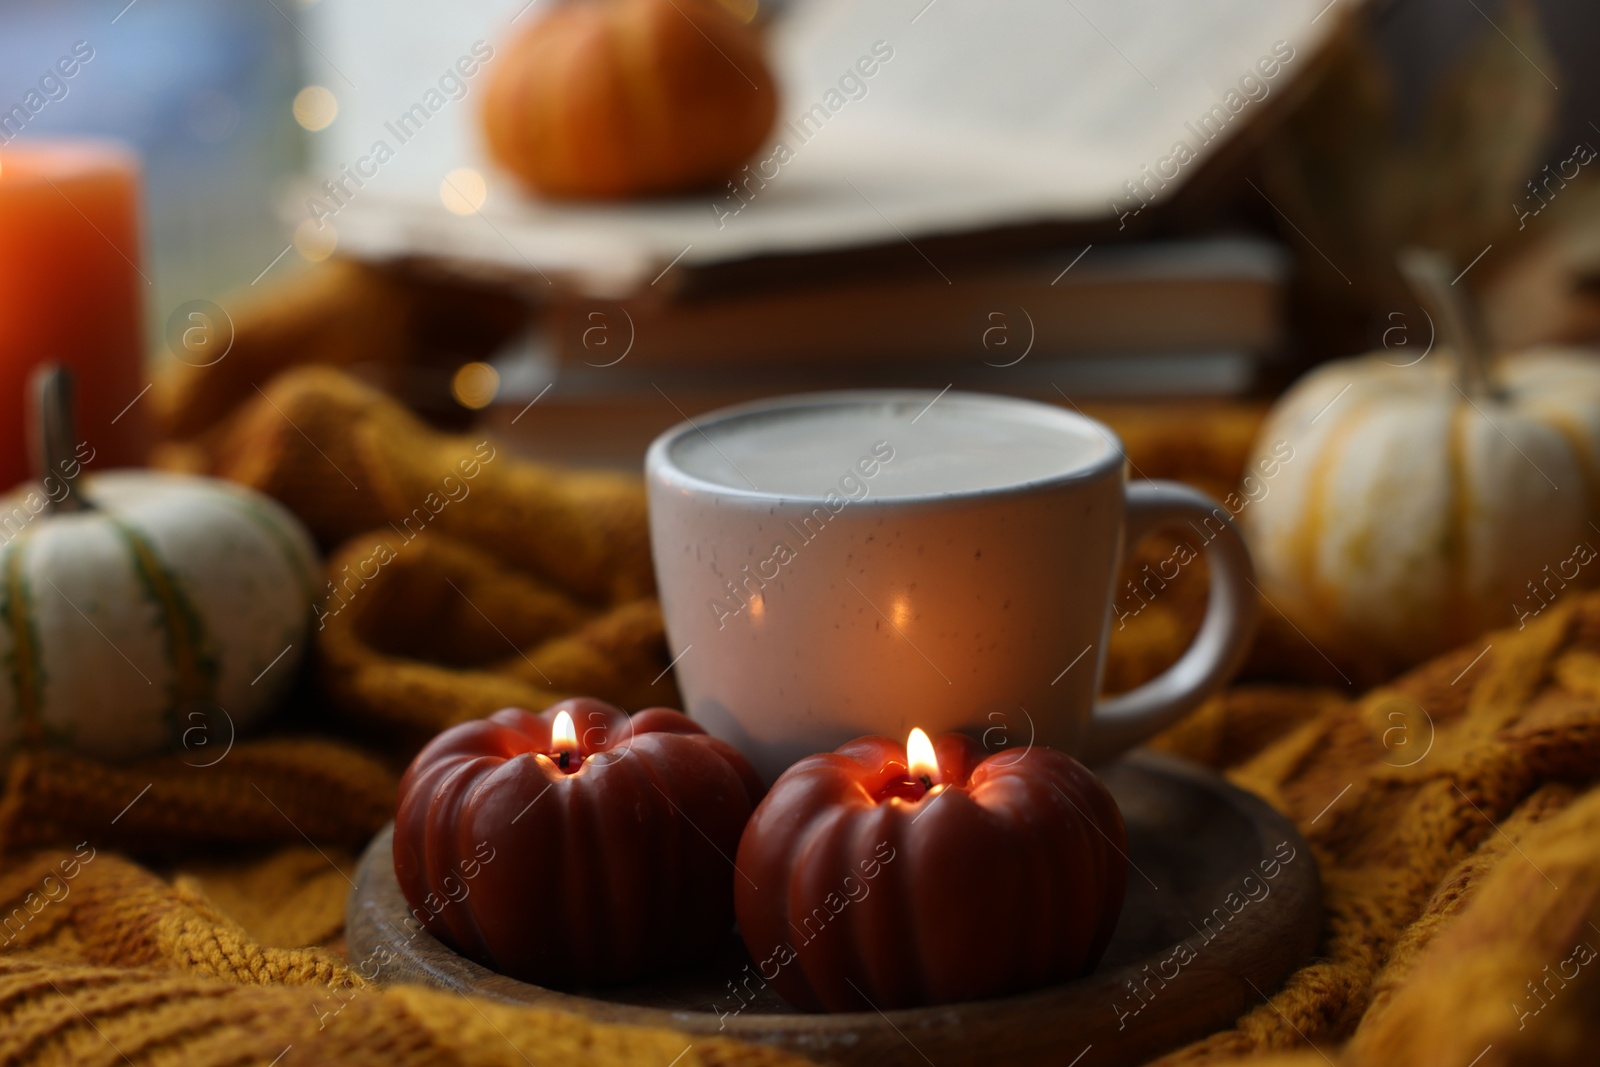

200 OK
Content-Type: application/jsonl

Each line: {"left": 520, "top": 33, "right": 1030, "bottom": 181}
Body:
{"left": 479, "top": 236, "right": 1287, "bottom": 467}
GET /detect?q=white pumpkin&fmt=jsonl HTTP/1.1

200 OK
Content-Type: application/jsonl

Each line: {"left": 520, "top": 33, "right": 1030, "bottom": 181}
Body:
{"left": 1242, "top": 345, "right": 1600, "bottom": 672}
{"left": 0, "top": 470, "right": 318, "bottom": 760}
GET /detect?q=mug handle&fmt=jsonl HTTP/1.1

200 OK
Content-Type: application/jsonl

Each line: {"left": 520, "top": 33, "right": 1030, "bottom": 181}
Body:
{"left": 1083, "top": 481, "right": 1259, "bottom": 764}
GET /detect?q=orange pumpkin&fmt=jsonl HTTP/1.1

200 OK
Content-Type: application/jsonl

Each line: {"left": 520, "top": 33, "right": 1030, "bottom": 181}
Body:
{"left": 482, "top": 0, "right": 778, "bottom": 199}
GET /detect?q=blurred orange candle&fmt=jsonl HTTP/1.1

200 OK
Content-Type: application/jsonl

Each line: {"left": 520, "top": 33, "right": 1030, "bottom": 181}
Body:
{"left": 0, "top": 141, "right": 149, "bottom": 491}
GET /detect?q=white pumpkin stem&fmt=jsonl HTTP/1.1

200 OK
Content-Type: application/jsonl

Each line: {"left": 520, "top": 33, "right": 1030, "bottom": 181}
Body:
{"left": 1398, "top": 248, "right": 1497, "bottom": 399}
{"left": 29, "top": 363, "right": 91, "bottom": 514}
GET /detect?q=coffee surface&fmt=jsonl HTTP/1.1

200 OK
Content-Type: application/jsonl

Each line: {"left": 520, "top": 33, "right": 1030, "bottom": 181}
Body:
{"left": 669, "top": 394, "right": 1106, "bottom": 498}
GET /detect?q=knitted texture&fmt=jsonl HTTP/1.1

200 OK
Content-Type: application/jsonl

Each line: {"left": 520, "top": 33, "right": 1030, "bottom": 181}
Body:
{"left": 0, "top": 737, "right": 396, "bottom": 858}
{"left": 317, "top": 531, "right": 678, "bottom": 746}
{"left": 210, "top": 367, "right": 677, "bottom": 744}
{"left": 1144, "top": 596, "right": 1600, "bottom": 1067}
{"left": 153, "top": 260, "right": 413, "bottom": 444}
{"left": 0, "top": 850, "right": 804, "bottom": 1067}
{"left": 6, "top": 596, "right": 1600, "bottom": 1065}
{"left": 210, "top": 365, "right": 658, "bottom": 606}
{"left": 5, "top": 367, "right": 1597, "bottom": 1065}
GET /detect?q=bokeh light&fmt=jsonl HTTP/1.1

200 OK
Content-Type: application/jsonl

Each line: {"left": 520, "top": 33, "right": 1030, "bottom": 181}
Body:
{"left": 293, "top": 218, "right": 338, "bottom": 261}
{"left": 292, "top": 85, "right": 338, "bottom": 131}
{"left": 451, "top": 361, "right": 500, "bottom": 409}
{"left": 440, "top": 168, "right": 488, "bottom": 215}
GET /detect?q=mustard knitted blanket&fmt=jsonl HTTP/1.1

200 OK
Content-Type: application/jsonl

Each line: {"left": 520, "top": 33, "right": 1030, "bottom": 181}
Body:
{"left": 3, "top": 368, "right": 1596, "bottom": 1067}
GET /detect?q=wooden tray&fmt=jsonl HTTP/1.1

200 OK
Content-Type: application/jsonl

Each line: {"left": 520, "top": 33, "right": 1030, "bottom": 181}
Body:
{"left": 347, "top": 751, "right": 1320, "bottom": 1067}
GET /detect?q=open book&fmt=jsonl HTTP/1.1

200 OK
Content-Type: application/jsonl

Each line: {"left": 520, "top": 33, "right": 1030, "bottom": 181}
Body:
{"left": 308, "top": 0, "right": 1350, "bottom": 295}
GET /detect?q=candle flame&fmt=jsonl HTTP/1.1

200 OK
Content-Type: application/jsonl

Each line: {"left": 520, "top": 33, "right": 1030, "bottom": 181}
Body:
{"left": 551, "top": 709, "right": 577, "bottom": 751}
{"left": 906, "top": 727, "right": 938, "bottom": 785}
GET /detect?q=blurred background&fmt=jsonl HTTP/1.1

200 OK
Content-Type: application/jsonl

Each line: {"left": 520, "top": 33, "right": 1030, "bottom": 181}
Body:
{"left": 0, "top": 0, "right": 303, "bottom": 330}
{"left": 5, "top": 0, "right": 1600, "bottom": 463}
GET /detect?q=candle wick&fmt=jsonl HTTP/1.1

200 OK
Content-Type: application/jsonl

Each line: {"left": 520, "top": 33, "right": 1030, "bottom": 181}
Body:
{"left": 558, "top": 751, "right": 571, "bottom": 770}
{"left": 918, "top": 774, "right": 933, "bottom": 791}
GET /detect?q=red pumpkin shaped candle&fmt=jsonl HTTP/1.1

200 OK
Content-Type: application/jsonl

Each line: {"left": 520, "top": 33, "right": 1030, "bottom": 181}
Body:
{"left": 734, "top": 728, "right": 1127, "bottom": 1010}
{"left": 395, "top": 698, "right": 764, "bottom": 987}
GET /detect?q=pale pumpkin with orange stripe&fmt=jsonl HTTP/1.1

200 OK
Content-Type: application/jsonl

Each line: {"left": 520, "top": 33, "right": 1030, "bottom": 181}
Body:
{"left": 0, "top": 471, "right": 318, "bottom": 760}
{"left": 1241, "top": 347, "right": 1600, "bottom": 674}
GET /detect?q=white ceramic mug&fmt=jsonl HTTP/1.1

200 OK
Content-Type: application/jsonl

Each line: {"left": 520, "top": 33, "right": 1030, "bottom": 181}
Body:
{"left": 645, "top": 390, "right": 1257, "bottom": 782}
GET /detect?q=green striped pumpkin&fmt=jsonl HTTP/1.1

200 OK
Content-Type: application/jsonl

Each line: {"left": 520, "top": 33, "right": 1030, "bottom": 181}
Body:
{"left": 0, "top": 471, "right": 317, "bottom": 760}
